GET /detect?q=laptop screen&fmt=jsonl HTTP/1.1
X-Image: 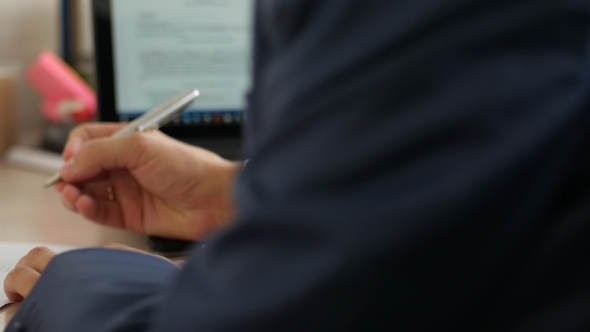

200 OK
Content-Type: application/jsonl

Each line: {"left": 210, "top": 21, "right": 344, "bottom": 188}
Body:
{"left": 94, "top": 0, "right": 253, "bottom": 128}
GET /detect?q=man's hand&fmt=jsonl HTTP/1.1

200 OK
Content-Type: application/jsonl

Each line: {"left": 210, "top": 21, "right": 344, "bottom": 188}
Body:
{"left": 4, "top": 244, "right": 179, "bottom": 302}
{"left": 56, "top": 123, "right": 242, "bottom": 241}
{"left": 4, "top": 247, "right": 56, "bottom": 302}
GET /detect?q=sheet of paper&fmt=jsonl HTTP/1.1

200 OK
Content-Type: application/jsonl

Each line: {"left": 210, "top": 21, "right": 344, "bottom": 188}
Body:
{"left": 0, "top": 242, "right": 75, "bottom": 308}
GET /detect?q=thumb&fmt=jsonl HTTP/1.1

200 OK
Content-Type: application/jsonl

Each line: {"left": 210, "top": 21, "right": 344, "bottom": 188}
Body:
{"left": 60, "top": 132, "right": 155, "bottom": 183}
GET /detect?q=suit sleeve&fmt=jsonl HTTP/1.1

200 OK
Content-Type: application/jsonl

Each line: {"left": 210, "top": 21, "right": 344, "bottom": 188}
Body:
{"left": 150, "top": 0, "right": 589, "bottom": 331}
{"left": 6, "top": 249, "right": 179, "bottom": 332}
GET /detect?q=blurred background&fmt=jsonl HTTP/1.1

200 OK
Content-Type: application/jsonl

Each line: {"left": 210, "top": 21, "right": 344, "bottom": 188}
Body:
{"left": 0, "top": 0, "right": 94, "bottom": 144}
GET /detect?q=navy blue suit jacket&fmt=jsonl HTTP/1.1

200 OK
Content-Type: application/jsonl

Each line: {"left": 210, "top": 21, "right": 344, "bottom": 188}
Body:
{"left": 8, "top": 0, "right": 590, "bottom": 331}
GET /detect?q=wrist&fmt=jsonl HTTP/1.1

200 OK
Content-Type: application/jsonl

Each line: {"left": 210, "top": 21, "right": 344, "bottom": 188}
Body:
{"left": 207, "top": 159, "right": 242, "bottom": 228}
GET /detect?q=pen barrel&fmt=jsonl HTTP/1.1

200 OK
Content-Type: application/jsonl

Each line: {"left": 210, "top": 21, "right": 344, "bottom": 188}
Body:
{"left": 112, "top": 127, "right": 137, "bottom": 139}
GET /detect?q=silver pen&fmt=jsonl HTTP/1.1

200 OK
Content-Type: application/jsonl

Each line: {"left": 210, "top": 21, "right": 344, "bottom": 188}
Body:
{"left": 44, "top": 89, "right": 200, "bottom": 188}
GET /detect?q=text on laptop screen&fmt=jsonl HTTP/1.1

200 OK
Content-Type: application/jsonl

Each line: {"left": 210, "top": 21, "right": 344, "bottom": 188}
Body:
{"left": 111, "top": 0, "right": 252, "bottom": 126}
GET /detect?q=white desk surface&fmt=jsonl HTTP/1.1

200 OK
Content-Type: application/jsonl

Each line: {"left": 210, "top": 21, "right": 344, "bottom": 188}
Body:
{"left": 0, "top": 163, "right": 147, "bottom": 328}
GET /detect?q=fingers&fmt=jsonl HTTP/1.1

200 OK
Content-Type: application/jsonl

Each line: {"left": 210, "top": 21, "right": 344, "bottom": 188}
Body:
{"left": 60, "top": 132, "right": 158, "bottom": 184}
{"left": 77, "top": 196, "right": 126, "bottom": 229}
{"left": 61, "top": 184, "right": 102, "bottom": 213}
{"left": 4, "top": 266, "right": 40, "bottom": 301}
{"left": 16, "top": 247, "right": 57, "bottom": 273}
{"left": 4, "top": 247, "right": 57, "bottom": 302}
{"left": 61, "top": 184, "right": 81, "bottom": 211}
{"left": 63, "top": 123, "right": 127, "bottom": 161}
{"left": 60, "top": 183, "right": 125, "bottom": 229}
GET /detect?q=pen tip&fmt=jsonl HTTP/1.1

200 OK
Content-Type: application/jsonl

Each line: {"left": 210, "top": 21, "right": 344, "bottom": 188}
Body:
{"left": 44, "top": 173, "right": 62, "bottom": 189}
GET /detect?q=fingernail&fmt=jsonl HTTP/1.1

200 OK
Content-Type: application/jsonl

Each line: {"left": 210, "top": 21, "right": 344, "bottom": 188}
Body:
{"left": 61, "top": 196, "right": 77, "bottom": 212}
{"left": 69, "top": 137, "right": 84, "bottom": 156}
{"left": 60, "top": 159, "right": 79, "bottom": 178}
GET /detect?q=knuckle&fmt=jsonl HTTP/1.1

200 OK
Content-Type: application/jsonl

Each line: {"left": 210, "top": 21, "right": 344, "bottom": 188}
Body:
{"left": 69, "top": 124, "right": 91, "bottom": 140}
{"left": 29, "top": 246, "right": 49, "bottom": 254}
{"left": 126, "top": 133, "right": 153, "bottom": 166}
{"left": 26, "top": 246, "right": 54, "bottom": 265}
{"left": 12, "top": 266, "right": 31, "bottom": 280}
{"left": 19, "top": 247, "right": 46, "bottom": 266}
{"left": 9, "top": 265, "right": 38, "bottom": 298}
{"left": 28, "top": 246, "right": 49, "bottom": 256}
{"left": 128, "top": 132, "right": 151, "bottom": 150}
{"left": 5, "top": 267, "right": 20, "bottom": 289}
{"left": 78, "top": 140, "right": 104, "bottom": 162}
{"left": 82, "top": 139, "right": 99, "bottom": 154}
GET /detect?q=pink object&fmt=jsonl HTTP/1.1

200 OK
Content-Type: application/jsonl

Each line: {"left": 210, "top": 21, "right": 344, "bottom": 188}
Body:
{"left": 25, "top": 50, "right": 96, "bottom": 123}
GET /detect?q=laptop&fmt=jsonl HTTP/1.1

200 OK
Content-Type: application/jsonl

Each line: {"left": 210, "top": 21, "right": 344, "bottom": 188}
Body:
{"left": 92, "top": 0, "right": 253, "bottom": 160}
